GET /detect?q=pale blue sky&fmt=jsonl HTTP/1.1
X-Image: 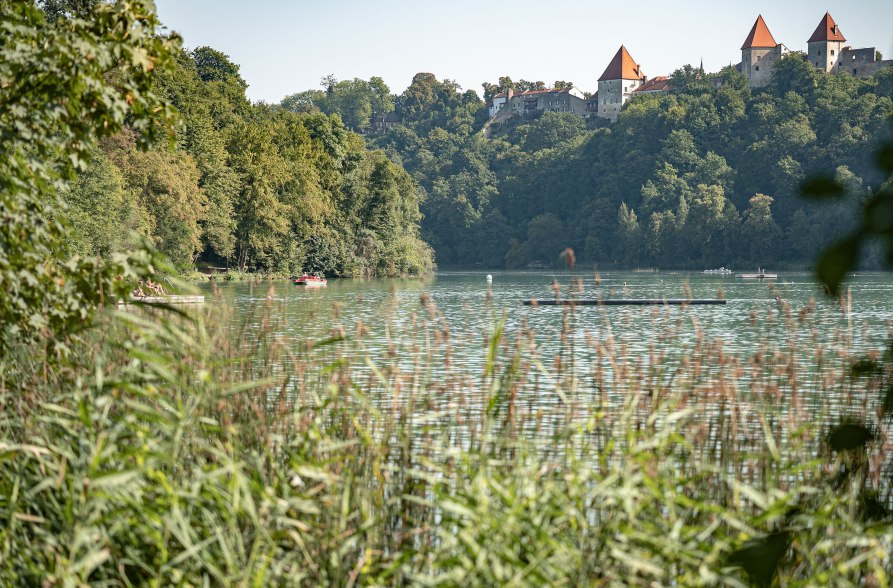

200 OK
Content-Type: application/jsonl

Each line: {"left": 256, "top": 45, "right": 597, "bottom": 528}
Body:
{"left": 154, "top": 0, "right": 893, "bottom": 103}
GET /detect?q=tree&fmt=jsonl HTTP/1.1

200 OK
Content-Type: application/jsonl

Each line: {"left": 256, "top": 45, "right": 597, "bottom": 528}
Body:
{"left": 281, "top": 90, "right": 325, "bottom": 113}
{"left": 62, "top": 146, "right": 141, "bottom": 257}
{"left": 516, "top": 79, "right": 546, "bottom": 91}
{"left": 227, "top": 119, "right": 292, "bottom": 271}
{"left": 669, "top": 64, "right": 711, "bottom": 94}
{"left": 0, "top": 0, "right": 177, "bottom": 354}
{"left": 103, "top": 132, "right": 207, "bottom": 271}
{"left": 742, "top": 194, "right": 781, "bottom": 263}
{"left": 521, "top": 112, "right": 586, "bottom": 152}
{"left": 769, "top": 53, "right": 819, "bottom": 98}
{"left": 192, "top": 46, "right": 246, "bottom": 88}
{"left": 615, "top": 203, "right": 642, "bottom": 265}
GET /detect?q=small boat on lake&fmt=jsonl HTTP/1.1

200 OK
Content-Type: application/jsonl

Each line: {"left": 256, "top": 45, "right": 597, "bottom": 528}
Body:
{"left": 736, "top": 268, "right": 777, "bottom": 279}
{"left": 293, "top": 274, "right": 327, "bottom": 287}
{"left": 703, "top": 267, "right": 732, "bottom": 275}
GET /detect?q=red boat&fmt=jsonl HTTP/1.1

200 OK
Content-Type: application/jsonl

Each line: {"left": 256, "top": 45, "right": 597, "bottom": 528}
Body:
{"left": 293, "top": 274, "right": 327, "bottom": 287}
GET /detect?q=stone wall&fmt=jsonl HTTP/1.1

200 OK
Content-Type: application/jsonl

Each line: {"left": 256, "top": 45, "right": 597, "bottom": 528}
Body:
{"left": 505, "top": 90, "right": 588, "bottom": 118}
{"left": 839, "top": 47, "right": 892, "bottom": 78}
{"left": 595, "top": 78, "right": 643, "bottom": 122}
{"left": 807, "top": 40, "right": 846, "bottom": 73}
{"left": 740, "top": 46, "right": 785, "bottom": 88}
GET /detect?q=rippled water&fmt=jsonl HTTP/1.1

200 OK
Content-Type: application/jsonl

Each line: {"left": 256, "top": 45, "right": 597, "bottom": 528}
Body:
{"left": 198, "top": 270, "right": 893, "bottom": 458}
{"left": 200, "top": 270, "right": 892, "bottom": 364}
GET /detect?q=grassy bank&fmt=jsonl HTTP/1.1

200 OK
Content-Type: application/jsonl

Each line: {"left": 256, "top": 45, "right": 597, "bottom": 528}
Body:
{"left": 1, "top": 288, "right": 891, "bottom": 586}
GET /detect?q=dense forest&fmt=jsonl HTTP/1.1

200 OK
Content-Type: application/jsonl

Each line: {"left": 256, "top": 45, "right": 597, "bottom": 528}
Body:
{"left": 288, "top": 60, "right": 893, "bottom": 270}
{"left": 58, "top": 23, "right": 893, "bottom": 274}
{"left": 62, "top": 47, "right": 434, "bottom": 277}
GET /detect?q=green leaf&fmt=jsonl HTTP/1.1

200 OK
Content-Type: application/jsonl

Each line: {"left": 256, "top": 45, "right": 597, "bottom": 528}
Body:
{"left": 860, "top": 491, "right": 891, "bottom": 522}
{"left": 815, "top": 233, "right": 861, "bottom": 296}
{"left": 90, "top": 470, "right": 140, "bottom": 488}
{"left": 728, "top": 531, "right": 790, "bottom": 588}
{"left": 828, "top": 422, "right": 874, "bottom": 452}
{"left": 800, "top": 176, "right": 844, "bottom": 200}
{"left": 864, "top": 193, "right": 893, "bottom": 234}
{"left": 850, "top": 358, "right": 880, "bottom": 376}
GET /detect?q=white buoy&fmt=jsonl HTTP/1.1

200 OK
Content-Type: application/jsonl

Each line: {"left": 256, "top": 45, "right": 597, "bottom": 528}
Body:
{"left": 486, "top": 274, "right": 493, "bottom": 283}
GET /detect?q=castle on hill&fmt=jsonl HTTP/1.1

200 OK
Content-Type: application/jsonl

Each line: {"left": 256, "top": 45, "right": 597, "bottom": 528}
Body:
{"left": 736, "top": 12, "right": 891, "bottom": 88}
{"left": 488, "top": 11, "right": 892, "bottom": 124}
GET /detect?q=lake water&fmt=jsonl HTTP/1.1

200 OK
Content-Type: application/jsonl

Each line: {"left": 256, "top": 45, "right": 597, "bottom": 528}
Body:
{"left": 198, "top": 270, "right": 893, "bottom": 459}
{"left": 200, "top": 270, "right": 892, "bottom": 364}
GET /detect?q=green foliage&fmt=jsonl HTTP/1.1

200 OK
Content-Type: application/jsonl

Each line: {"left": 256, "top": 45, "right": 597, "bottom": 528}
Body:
{"left": 806, "top": 127, "right": 893, "bottom": 295}
{"left": 375, "top": 62, "right": 892, "bottom": 269}
{"left": 0, "top": 0, "right": 178, "bottom": 355}
{"left": 282, "top": 75, "right": 395, "bottom": 132}
{"left": 59, "top": 44, "right": 434, "bottom": 278}
{"left": 191, "top": 45, "right": 246, "bottom": 87}
{"left": 5, "top": 294, "right": 891, "bottom": 584}
{"left": 61, "top": 146, "right": 141, "bottom": 257}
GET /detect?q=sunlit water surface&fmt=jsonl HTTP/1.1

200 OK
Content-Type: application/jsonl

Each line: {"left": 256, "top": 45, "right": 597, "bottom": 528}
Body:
{"left": 200, "top": 270, "right": 892, "bottom": 368}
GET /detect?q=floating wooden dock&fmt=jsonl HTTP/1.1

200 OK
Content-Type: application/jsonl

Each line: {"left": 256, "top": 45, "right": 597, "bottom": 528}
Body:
{"left": 118, "top": 295, "right": 206, "bottom": 305}
{"left": 523, "top": 299, "right": 727, "bottom": 306}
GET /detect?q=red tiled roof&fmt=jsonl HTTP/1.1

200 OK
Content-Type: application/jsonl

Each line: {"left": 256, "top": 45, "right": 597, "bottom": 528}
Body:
{"left": 633, "top": 76, "right": 671, "bottom": 93}
{"left": 598, "top": 46, "right": 645, "bottom": 81}
{"left": 808, "top": 12, "right": 846, "bottom": 43}
{"left": 741, "top": 15, "right": 778, "bottom": 50}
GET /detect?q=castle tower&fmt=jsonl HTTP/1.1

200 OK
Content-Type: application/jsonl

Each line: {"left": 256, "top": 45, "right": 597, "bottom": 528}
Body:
{"left": 596, "top": 46, "right": 645, "bottom": 122}
{"left": 807, "top": 12, "right": 846, "bottom": 73}
{"left": 740, "top": 15, "right": 785, "bottom": 88}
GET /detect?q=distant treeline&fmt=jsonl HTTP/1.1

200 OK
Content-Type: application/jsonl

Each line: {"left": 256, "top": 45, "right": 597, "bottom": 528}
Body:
{"left": 285, "top": 59, "right": 893, "bottom": 269}
{"left": 64, "top": 48, "right": 434, "bottom": 277}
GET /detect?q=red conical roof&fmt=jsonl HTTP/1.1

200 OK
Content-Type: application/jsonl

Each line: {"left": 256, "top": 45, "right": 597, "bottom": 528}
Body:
{"left": 598, "top": 46, "right": 645, "bottom": 82}
{"left": 808, "top": 12, "right": 846, "bottom": 43}
{"left": 741, "top": 15, "right": 778, "bottom": 50}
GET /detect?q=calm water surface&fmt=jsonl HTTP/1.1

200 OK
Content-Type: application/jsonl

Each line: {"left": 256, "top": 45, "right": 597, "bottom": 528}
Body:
{"left": 200, "top": 270, "right": 893, "bottom": 378}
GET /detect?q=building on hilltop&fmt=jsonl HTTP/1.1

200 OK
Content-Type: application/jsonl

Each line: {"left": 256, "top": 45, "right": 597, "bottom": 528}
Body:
{"left": 489, "top": 92, "right": 508, "bottom": 117}
{"left": 369, "top": 112, "right": 400, "bottom": 134}
{"left": 489, "top": 87, "right": 588, "bottom": 123}
{"left": 487, "top": 12, "right": 891, "bottom": 128}
{"left": 737, "top": 15, "right": 788, "bottom": 88}
{"left": 807, "top": 12, "right": 892, "bottom": 78}
{"left": 596, "top": 46, "right": 646, "bottom": 121}
{"left": 736, "top": 12, "right": 892, "bottom": 88}
{"left": 807, "top": 12, "right": 846, "bottom": 73}
{"left": 633, "top": 76, "right": 671, "bottom": 95}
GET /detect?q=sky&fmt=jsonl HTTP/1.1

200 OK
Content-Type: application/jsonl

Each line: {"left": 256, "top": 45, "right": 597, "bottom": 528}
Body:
{"left": 154, "top": 0, "right": 893, "bottom": 103}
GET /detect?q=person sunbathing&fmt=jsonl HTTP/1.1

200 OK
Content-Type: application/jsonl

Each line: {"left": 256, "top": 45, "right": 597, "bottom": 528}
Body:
{"left": 146, "top": 279, "right": 166, "bottom": 296}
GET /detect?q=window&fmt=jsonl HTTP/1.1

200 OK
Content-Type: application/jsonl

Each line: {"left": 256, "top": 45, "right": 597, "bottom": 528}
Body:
{"left": 853, "top": 68, "right": 858, "bottom": 74}
{"left": 818, "top": 50, "right": 822, "bottom": 56}
{"left": 755, "top": 65, "right": 760, "bottom": 71}
{"left": 831, "top": 50, "right": 835, "bottom": 56}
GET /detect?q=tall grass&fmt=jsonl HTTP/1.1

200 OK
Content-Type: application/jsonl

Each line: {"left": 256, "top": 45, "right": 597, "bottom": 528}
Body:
{"left": 1, "top": 284, "right": 891, "bottom": 586}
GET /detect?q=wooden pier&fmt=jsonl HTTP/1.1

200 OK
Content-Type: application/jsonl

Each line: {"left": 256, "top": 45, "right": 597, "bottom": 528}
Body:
{"left": 118, "top": 295, "right": 206, "bottom": 305}
{"left": 523, "top": 299, "right": 727, "bottom": 306}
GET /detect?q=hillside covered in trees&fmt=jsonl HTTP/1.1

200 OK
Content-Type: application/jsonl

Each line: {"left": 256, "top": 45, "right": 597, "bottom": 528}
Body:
{"left": 63, "top": 47, "right": 434, "bottom": 277}
{"left": 291, "top": 58, "right": 893, "bottom": 270}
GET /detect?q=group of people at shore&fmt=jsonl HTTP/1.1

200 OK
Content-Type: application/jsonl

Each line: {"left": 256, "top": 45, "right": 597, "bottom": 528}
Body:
{"left": 131, "top": 279, "right": 166, "bottom": 298}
